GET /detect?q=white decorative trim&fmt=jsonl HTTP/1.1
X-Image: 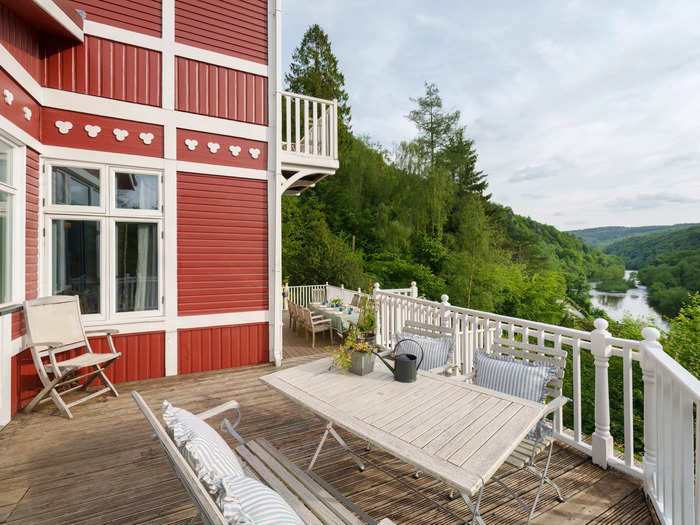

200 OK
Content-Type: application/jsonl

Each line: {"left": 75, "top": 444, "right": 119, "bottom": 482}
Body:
{"left": 249, "top": 147, "right": 261, "bottom": 159}
{"left": 175, "top": 160, "right": 268, "bottom": 180}
{"left": 0, "top": 114, "right": 43, "bottom": 152}
{"left": 43, "top": 146, "right": 165, "bottom": 169}
{"left": 207, "top": 142, "right": 220, "bottom": 153}
{"left": 84, "top": 124, "right": 101, "bottom": 138}
{"left": 139, "top": 132, "right": 155, "bottom": 145}
{"left": 113, "top": 128, "right": 129, "bottom": 141}
{"left": 55, "top": 120, "right": 73, "bottom": 134}
{"left": 172, "top": 43, "right": 268, "bottom": 78}
{"left": 3, "top": 89, "right": 13, "bottom": 105}
{"left": 174, "top": 310, "right": 269, "bottom": 330}
{"left": 184, "top": 138, "right": 198, "bottom": 151}
{"left": 22, "top": 107, "right": 32, "bottom": 120}
{"left": 229, "top": 145, "right": 241, "bottom": 157}
{"left": 33, "top": 0, "right": 84, "bottom": 42}
{"left": 0, "top": 44, "right": 44, "bottom": 104}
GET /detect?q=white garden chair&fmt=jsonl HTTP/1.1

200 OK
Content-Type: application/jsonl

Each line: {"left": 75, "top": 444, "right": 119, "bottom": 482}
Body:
{"left": 23, "top": 295, "right": 122, "bottom": 419}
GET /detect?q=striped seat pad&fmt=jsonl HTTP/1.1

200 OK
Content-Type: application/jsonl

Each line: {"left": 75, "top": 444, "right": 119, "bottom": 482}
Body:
{"left": 474, "top": 351, "right": 555, "bottom": 404}
{"left": 162, "top": 400, "right": 245, "bottom": 487}
{"left": 392, "top": 332, "right": 453, "bottom": 371}
{"left": 184, "top": 436, "right": 246, "bottom": 494}
{"left": 218, "top": 475, "right": 303, "bottom": 525}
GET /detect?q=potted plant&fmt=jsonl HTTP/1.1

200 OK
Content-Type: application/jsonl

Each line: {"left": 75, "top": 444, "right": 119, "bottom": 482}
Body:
{"left": 329, "top": 329, "right": 375, "bottom": 375}
{"left": 329, "top": 297, "right": 343, "bottom": 307}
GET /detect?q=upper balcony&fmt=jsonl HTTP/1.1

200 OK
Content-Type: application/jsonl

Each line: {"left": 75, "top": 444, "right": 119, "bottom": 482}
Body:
{"left": 278, "top": 91, "right": 340, "bottom": 195}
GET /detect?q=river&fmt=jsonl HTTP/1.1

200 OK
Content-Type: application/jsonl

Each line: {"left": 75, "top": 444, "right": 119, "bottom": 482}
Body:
{"left": 589, "top": 270, "right": 669, "bottom": 331}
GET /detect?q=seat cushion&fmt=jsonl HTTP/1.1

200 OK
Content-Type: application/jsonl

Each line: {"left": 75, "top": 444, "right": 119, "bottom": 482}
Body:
{"left": 392, "top": 332, "right": 453, "bottom": 371}
{"left": 473, "top": 351, "right": 555, "bottom": 404}
{"left": 217, "top": 475, "right": 303, "bottom": 525}
{"left": 162, "top": 401, "right": 245, "bottom": 486}
{"left": 183, "top": 437, "right": 246, "bottom": 494}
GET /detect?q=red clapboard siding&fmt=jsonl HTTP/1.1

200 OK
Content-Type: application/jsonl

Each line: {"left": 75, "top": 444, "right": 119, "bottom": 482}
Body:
{"left": 41, "top": 108, "right": 164, "bottom": 157}
{"left": 176, "top": 128, "right": 267, "bottom": 169}
{"left": 174, "top": 56, "right": 267, "bottom": 125}
{"left": 11, "top": 311, "right": 25, "bottom": 340}
{"left": 10, "top": 331, "right": 165, "bottom": 416}
{"left": 177, "top": 172, "right": 268, "bottom": 316}
{"left": 26, "top": 148, "right": 39, "bottom": 301}
{"left": 0, "top": 67, "right": 41, "bottom": 139}
{"left": 44, "top": 36, "right": 162, "bottom": 107}
{"left": 0, "top": 4, "right": 43, "bottom": 82}
{"left": 69, "top": 0, "right": 163, "bottom": 37}
{"left": 175, "top": 0, "right": 267, "bottom": 64}
{"left": 178, "top": 323, "right": 269, "bottom": 374}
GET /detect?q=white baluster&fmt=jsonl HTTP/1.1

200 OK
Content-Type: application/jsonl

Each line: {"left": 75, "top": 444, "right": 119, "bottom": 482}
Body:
{"left": 641, "top": 326, "right": 660, "bottom": 496}
{"left": 591, "top": 318, "right": 614, "bottom": 468}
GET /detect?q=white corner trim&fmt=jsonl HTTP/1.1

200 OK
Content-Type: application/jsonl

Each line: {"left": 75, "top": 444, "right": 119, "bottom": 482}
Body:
{"left": 0, "top": 44, "right": 44, "bottom": 104}
{"left": 83, "top": 20, "right": 163, "bottom": 51}
{"left": 172, "top": 43, "right": 268, "bottom": 77}
{"left": 43, "top": 146, "right": 166, "bottom": 169}
{"left": 0, "top": 115, "right": 43, "bottom": 152}
{"left": 175, "top": 160, "right": 268, "bottom": 180}
{"left": 34, "top": 0, "right": 84, "bottom": 42}
{"left": 174, "top": 311, "right": 270, "bottom": 330}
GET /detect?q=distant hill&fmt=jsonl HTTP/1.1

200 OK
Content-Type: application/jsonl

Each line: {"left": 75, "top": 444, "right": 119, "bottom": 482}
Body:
{"left": 604, "top": 224, "right": 700, "bottom": 318}
{"left": 567, "top": 223, "right": 699, "bottom": 249}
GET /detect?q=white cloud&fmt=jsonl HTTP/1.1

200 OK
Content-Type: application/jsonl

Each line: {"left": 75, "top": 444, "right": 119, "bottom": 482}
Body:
{"left": 284, "top": 0, "right": 700, "bottom": 229}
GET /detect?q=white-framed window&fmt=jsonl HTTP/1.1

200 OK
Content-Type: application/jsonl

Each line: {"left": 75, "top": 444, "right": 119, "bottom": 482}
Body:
{"left": 0, "top": 141, "right": 15, "bottom": 307}
{"left": 43, "top": 160, "right": 163, "bottom": 321}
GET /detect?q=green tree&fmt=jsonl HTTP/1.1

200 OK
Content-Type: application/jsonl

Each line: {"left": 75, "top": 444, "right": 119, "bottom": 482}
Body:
{"left": 285, "top": 24, "right": 351, "bottom": 132}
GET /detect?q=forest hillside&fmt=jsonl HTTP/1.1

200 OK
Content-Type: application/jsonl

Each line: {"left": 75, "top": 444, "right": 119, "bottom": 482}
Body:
{"left": 569, "top": 223, "right": 698, "bottom": 249}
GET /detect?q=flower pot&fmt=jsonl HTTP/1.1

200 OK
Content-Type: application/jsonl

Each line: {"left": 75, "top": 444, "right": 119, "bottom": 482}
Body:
{"left": 350, "top": 351, "right": 375, "bottom": 376}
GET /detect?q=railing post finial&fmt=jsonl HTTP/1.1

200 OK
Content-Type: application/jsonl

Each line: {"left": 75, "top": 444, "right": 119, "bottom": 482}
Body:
{"left": 410, "top": 281, "right": 418, "bottom": 298}
{"left": 440, "top": 294, "right": 450, "bottom": 305}
{"left": 640, "top": 325, "right": 661, "bottom": 494}
{"left": 373, "top": 282, "right": 380, "bottom": 295}
{"left": 591, "top": 318, "right": 613, "bottom": 469}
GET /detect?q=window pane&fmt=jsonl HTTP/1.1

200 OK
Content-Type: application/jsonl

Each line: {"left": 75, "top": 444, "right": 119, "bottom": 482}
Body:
{"left": 0, "top": 149, "right": 9, "bottom": 185}
{"left": 0, "top": 192, "right": 12, "bottom": 303}
{"left": 52, "top": 166, "right": 100, "bottom": 206}
{"left": 115, "top": 172, "right": 158, "bottom": 210}
{"left": 116, "top": 222, "right": 158, "bottom": 312}
{"left": 52, "top": 220, "right": 100, "bottom": 314}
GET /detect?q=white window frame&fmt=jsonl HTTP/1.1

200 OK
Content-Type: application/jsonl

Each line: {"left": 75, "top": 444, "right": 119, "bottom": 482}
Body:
{"left": 43, "top": 159, "right": 164, "bottom": 323}
{"left": 0, "top": 135, "right": 24, "bottom": 310}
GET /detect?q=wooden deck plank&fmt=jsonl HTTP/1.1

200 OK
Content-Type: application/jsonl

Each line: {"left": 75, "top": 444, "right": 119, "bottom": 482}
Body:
{"left": 0, "top": 325, "right": 655, "bottom": 525}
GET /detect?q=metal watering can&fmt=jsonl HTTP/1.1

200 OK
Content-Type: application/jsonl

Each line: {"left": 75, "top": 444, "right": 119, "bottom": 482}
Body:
{"left": 372, "top": 339, "right": 424, "bottom": 383}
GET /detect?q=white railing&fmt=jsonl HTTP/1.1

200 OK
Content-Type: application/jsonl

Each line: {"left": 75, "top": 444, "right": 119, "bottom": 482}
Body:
{"left": 280, "top": 91, "right": 338, "bottom": 161}
{"left": 283, "top": 281, "right": 417, "bottom": 310}
{"left": 373, "top": 287, "right": 700, "bottom": 524}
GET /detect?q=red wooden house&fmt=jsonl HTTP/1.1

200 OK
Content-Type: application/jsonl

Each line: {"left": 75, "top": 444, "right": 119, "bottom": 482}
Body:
{"left": 0, "top": 0, "right": 338, "bottom": 424}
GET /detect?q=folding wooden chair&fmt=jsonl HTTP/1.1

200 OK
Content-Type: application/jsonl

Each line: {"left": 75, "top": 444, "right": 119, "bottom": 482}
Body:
{"left": 23, "top": 295, "right": 122, "bottom": 419}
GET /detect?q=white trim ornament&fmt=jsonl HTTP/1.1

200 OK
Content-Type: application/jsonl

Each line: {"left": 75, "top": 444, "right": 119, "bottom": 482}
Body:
{"left": 229, "top": 145, "right": 241, "bottom": 157}
{"left": 55, "top": 120, "right": 73, "bottom": 134}
{"left": 22, "top": 107, "right": 32, "bottom": 120}
{"left": 249, "top": 147, "right": 260, "bottom": 159}
{"left": 84, "top": 124, "right": 101, "bottom": 138}
{"left": 207, "top": 142, "right": 220, "bottom": 154}
{"left": 185, "top": 138, "right": 198, "bottom": 151}
{"left": 139, "top": 132, "right": 155, "bottom": 145}
{"left": 3, "top": 89, "right": 13, "bottom": 105}
{"left": 113, "top": 128, "right": 129, "bottom": 141}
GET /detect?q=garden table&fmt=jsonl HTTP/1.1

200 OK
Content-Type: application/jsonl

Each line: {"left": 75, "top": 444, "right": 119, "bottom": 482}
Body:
{"left": 309, "top": 303, "right": 360, "bottom": 335}
{"left": 260, "top": 357, "right": 552, "bottom": 524}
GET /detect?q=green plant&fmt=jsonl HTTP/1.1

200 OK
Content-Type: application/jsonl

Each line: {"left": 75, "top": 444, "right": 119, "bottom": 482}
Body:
{"left": 353, "top": 296, "right": 374, "bottom": 333}
{"left": 329, "top": 329, "right": 373, "bottom": 372}
{"left": 329, "top": 297, "right": 343, "bottom": 306}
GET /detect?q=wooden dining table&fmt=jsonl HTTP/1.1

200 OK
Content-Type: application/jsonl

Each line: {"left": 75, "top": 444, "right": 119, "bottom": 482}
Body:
{"left": 260, "top": 357, "right": 551, "bottom": 524}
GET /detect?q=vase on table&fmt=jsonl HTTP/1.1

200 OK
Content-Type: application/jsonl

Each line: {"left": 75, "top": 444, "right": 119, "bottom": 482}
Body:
{"left": 350, "top": 351, "right": 375, "bottom": 376}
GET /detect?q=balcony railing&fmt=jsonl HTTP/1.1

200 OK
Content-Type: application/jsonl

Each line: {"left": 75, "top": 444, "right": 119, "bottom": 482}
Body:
{"left": 371, "top": 287, "right": 699, "bottom": 525}
{"left": 279, "top": 91, "right": 338, "bottom": 162}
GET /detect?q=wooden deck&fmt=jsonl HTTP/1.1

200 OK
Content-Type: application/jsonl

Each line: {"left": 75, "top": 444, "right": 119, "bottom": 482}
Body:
{"left": 0, "top": 320, "right": 656, "bottom": 524}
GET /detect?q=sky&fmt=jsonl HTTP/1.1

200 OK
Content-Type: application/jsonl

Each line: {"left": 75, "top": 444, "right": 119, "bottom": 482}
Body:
{"left": 282, "top": 0, "right": 700, "bottom": 230}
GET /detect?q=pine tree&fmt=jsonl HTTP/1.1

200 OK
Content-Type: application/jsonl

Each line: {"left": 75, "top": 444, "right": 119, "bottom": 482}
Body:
{"left": 441, "top": 128, "right": 490, "bottom": 199}
{"left": 285, "top": 24, "right": 351, "bottom": 132}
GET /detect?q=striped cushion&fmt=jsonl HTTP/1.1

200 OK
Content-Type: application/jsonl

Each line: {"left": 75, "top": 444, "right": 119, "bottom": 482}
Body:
{"left": 162, "top": 401, "right": 245, "bottom": 482}
{"left": 393, "top": 332, "right": 453, "bottom": 371}
{"left": 218, "top": 475, "right": 303, "bottom": 525}
{"left": 474, "top": 352, "right": 555, "bottom": 404}
{"left": 184, "top": 437, "right": 246, "bottom": 494}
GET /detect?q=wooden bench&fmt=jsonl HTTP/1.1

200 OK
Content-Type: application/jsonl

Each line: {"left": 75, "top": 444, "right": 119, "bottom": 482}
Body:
{"left": 132, "top": 391, "right": 394, "bottom": 525}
